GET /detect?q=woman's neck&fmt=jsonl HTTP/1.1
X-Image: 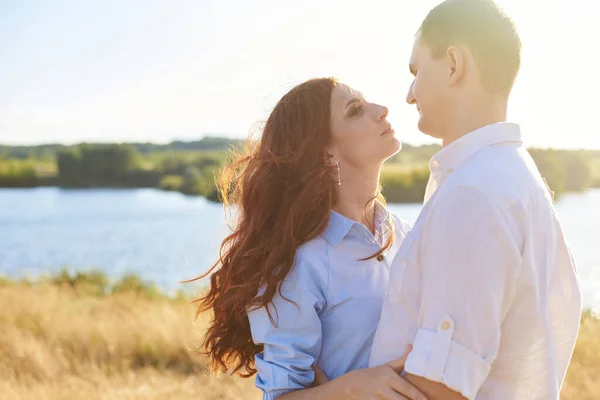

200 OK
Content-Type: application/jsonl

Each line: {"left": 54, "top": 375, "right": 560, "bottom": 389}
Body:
{"left": 332, "top": 162, "right": 382, "bottom": 231}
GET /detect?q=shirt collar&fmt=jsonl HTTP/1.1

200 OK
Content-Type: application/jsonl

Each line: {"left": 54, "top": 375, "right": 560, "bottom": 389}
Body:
{"left": 322, "top": 201, "right": 390, "bottom": 246}
{"left": 429, "top": 122, "right": 522, "bottom": 173}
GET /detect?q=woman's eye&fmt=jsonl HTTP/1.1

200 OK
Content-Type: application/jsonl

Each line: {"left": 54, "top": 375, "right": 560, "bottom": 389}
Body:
{"left": 350, "top": 105, "right": 363, "bottom": 116}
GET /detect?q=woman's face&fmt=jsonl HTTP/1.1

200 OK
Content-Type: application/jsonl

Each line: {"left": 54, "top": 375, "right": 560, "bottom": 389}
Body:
{"left": 329, "top": 83, "right": 401, "bottom": 169}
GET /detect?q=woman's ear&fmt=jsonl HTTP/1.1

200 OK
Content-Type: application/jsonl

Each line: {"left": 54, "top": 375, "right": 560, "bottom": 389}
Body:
{"left": 324, "top": 151, "right": 336, "bottom": 166}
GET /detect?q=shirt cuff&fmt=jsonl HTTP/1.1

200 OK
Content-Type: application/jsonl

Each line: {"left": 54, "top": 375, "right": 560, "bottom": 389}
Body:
{"left": 262, "top": 388, "right": 296, "bottom": 400}
{"left": 404, "top": 317, "right": 492, "bottom": 400}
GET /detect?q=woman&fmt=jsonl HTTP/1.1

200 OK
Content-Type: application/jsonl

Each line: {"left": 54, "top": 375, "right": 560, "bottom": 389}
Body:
{"left": 190, "top": 78, "right": 426, "bottom": 400}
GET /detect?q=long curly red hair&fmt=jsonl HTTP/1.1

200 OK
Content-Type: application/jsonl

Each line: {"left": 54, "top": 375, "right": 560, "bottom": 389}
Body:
{"left": 186, "top": 77, "right": 394, "bottom": 377}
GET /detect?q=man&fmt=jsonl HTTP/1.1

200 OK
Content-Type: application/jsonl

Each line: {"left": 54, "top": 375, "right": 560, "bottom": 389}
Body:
{"left": 368, "top": 1, "right": 582, "bottom": 399}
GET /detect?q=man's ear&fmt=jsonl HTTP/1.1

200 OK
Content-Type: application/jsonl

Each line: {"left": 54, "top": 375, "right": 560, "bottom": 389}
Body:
{"left": 447, "top": 46, "right": 465, "bottom": 86}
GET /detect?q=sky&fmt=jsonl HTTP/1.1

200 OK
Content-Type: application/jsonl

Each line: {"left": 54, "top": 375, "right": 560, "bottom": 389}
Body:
{"left": 1, "top": 0, "right": 599, "bottom": 149}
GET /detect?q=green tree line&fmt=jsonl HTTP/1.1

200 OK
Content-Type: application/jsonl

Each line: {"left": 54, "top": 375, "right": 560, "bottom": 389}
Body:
{"left": 1, "top": 139, "right": 599, "bottom": 203}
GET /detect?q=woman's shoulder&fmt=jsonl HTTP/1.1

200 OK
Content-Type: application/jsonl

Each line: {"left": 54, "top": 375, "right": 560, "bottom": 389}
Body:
{"left": 282, "top": 236, "right": 329, "bottom": 290}
{"left": 295, "top": 235, "right": 329, "bottom": 269}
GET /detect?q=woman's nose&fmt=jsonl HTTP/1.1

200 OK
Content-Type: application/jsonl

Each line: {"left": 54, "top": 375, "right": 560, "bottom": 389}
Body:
{"left": 377, "top": 104, "right": 389, "bottom": 121}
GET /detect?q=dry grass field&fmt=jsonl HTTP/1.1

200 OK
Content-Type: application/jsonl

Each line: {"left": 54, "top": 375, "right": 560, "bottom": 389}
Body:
{"left": 1, "top": 275, "right": 597, "bottom": 400}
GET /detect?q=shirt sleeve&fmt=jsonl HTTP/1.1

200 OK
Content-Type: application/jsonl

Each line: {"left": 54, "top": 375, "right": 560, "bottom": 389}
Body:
{"left": 404, "top": 186, "right": 522, "bottom": 400}
{"left": 247, "top": 253, "right": 327, "bottom": 400}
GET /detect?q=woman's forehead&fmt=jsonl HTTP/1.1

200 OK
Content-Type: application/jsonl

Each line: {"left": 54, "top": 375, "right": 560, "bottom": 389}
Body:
{"left": 332, "top": 83, "right": 366, "bottom": 106}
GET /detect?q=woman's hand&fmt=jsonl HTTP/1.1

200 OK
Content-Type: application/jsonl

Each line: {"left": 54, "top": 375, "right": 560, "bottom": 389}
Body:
{"left": 312, "top": 345, "right": 427, "bottom": 400}
{"left": 543, "top": 177, "right": 555, "bottom": 202}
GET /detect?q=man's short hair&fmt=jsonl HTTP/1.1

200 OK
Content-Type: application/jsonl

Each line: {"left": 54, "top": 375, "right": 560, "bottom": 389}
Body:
{"left": 418, "top": 0, "right": 521, "bottom": 95}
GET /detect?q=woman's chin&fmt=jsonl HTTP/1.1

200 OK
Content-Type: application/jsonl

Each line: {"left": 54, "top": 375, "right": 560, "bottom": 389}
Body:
{"left": 390, "top": 137, "right": 402, "bottom": 153}
{"left": 381, "top": 137, "right": 402, "bottom": 160}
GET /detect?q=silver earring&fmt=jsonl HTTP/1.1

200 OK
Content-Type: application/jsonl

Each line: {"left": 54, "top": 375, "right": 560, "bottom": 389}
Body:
{"left": 334, "top": 160, "right": 341, "bottom": 186}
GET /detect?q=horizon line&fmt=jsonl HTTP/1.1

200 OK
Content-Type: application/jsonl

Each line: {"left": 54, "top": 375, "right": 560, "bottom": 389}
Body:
{"left": 1, "top": 134, "right": 599, "bottom": 152}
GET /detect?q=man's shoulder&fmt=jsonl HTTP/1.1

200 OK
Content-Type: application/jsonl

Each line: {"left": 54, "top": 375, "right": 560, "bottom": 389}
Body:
{"left": 389, "top": 212, "right": 412, "bottom": 236}
{"left": 447, "top": 143, "right": 541, "bottom": 209}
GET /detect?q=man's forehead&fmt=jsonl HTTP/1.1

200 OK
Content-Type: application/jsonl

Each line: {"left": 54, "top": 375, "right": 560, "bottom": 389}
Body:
{"left": 409, "top": 35, "right": 424, "bottom": 62}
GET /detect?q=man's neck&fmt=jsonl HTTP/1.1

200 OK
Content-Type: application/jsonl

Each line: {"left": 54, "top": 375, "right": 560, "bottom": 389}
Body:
{"left": 442, "top": 94, "right": 509, "bottom": 148}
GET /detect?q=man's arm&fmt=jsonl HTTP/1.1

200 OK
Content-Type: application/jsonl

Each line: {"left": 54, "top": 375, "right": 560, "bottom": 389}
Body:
{"left": 402, "top": 185, "right": 522, "bottom": 400}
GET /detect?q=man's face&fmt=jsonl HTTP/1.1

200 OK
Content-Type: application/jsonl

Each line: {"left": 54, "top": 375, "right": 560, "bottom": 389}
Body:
{"left": 406, "top": 35, "right": 453, "bottom": 139}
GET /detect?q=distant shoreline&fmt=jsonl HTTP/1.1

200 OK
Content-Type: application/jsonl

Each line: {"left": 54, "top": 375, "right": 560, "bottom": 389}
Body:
{"left": 1, "top": 140, "right": 599, "bottom": 202}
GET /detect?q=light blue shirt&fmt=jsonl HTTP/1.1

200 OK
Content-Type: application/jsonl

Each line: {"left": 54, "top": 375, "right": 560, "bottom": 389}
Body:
{"left": 247, "top": 203, "right": 411, "bottom": 399}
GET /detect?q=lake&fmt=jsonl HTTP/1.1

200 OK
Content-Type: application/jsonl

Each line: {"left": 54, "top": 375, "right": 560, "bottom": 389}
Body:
{"left": 0, "top": 187, "right": 598, "bottom": 312}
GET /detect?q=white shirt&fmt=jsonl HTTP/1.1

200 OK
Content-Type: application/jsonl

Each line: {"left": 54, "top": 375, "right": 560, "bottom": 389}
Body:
{"left": 369, "top": 123, "right": 582, "bottom": 400}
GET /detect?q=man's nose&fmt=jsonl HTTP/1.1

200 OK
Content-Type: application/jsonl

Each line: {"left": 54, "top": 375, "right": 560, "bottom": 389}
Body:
{"left": 406, "top": 81, "right": 416, "bottom": 105}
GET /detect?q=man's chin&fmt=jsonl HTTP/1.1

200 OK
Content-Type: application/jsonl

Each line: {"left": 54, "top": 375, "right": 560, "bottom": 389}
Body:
{"left": 417, "top": 118, "right": 443, "bottom": 139}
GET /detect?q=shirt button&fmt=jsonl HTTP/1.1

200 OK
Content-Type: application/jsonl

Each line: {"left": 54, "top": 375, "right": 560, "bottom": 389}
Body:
{"left": 447, "top": 168, "right": 453, "bottom": 174}
{"left": 376, "top": 254, "right": 385, "bottom": 262}
{"left": 440, "top": 320, "right": 452, "bottom": 331}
